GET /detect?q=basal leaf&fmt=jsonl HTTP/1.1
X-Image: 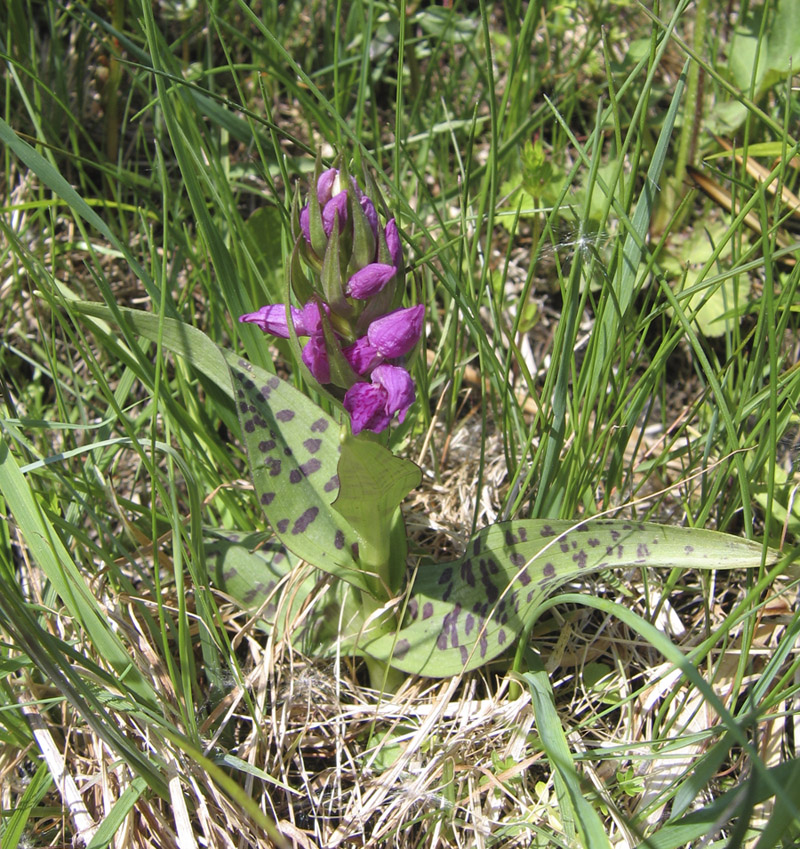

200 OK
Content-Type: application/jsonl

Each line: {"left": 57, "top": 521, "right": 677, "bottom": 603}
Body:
{"left": 362, "top": 520, "right": 775, "bottom": 677}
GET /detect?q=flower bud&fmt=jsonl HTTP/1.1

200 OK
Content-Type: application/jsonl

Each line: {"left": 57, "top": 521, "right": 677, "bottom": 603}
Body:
{"left": 346, "top": 263, "right": 396, "bottom": 299}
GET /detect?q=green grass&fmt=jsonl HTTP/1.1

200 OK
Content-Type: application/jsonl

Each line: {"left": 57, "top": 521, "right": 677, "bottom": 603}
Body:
{"left": 2, "top": 0, "right": 800, "bottom": 846}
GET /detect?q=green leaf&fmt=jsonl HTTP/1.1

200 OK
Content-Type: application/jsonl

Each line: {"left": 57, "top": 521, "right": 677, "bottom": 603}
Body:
{"left": 522, "top": 660, "right": 612, "bottom": 849}
{"left": 362, "top": 520, "right": 775, "bottom": 677}
{"left": 332, "top": 435, "right": 421, "bottom": 593}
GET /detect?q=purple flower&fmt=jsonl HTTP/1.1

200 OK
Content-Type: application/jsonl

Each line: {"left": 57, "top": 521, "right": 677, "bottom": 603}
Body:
{"left": 367, "top": 304, "right": 424, "bottom": 358}
{"left": 239, "top": 301, "right": 327, "bottom": 338}
{"left": 346, "top": 263, "right": 396, "bottom": 299}
{"left": 343, "top": 364, "right": 416, "bottom": 435}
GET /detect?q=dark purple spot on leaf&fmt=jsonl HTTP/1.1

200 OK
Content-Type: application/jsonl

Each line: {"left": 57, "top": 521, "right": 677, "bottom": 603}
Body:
{"left": 261, "top": 492, "right": 275, "bottom": 506}
{"left": 573, "top": 550, "right": 588, "bottom": 569}
{"left": 684, "top": 545, "right": 694, "bottom": 554}
{"left": 284, "top": 447, "right": 293, "bottom": 456}
{"left": 324, "top": 475, "right": 339, "bottom": 493}
{"left": 637, "top": 543, "right": 650, "bottom": 560}
{"left": 505, "top": 530, "right": 518, "bottom": 546}
{"left": 518, "top": 569, "right": 531, "bottom": 586}
{"left": 265, "top": 458, "right": 281, "bottom": 476}
{"left": 334, "top": 530, "right": 345, "bottom": 550}
{"left": 311, "top": 418, "right": 328, "bottom": 432}
{"left": 543, "top": 562, "right": 556, "bottom": 578}
{"left": 394, "top": 639, "right": 410, "bottom": 660}
{"left": 588, "top": 537, "right": 600, "bottom": 547}
{"left": 439, "top": 567, "right": 453, "bottom": 585}
{"left": 292, "top": 507, "right": 318, "bottom": 534}
{"left": 276, "top": 409, "right": 295, "bottom": 422}
{"left": 300, "top": 459, "right": 321, "bottom": 476}
{"left": 239, "top": 402, "right": 249, "bottom": 413}
{"left": 519, "top": 528, "right": 528, "bottom": 542}
{"left": 407, "top": 599, "right": 419, "bottom": 621}
{"left": 541, "top": 525, "right": 556, "bottom": 537}
{"left": 498, "top": 629, "right": 506, "bottom": 646}
{"left": 560, "top": 542, "right": 569, "bottom": 553}
{"left": 422, "top": 602, "right": 434, "bottom": 620}
{"left": 268, "top": 376, "right": 279, "bottom": 389}
{"left": 509, "top": 553, "right": 525, "bottom": 568}
{"left": 465, "top": 614, "right": 474, "bottom": 635}
{"left": 351, "top": 542, "right": 359, "bottom": 559}
{"left": 276, "top": 519, "right": 289, "bottom": 534}
{"left": 244, "top": 420, "right": 255, "bottom": 433}
{"left": 460, "top": 646, "right": 469, "bottom": 665}
{"left": 303, "top": 438, "right": 322, "bottom": 454}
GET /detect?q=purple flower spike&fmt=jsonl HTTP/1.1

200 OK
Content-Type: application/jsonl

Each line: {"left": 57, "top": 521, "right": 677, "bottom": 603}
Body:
{"left": 367, "top": 304, "right": 424, "bottom": 358}
{"left": 346, "top": 263, "right": 396, "bottom": 299}
{"left": 343, "top": 364, "right": 416, "bottom": 434}
{"left": 322, "top": 192, "right": 348, "bottom": 237}
{"left": 239, "top": 303, "right": 299, "bottom": 338}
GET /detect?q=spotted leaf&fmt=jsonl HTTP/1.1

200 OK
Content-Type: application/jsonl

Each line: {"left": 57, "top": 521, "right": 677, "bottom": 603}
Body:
{"left": 224, "top": 351, "right": 371, "bottom": 594}
{"left": 361, "top": 519, "right": 776, "bottom": 677}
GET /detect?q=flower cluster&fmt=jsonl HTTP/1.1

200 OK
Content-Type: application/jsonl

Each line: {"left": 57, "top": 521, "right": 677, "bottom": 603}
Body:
{"left": 240, "top": 161, "right": 423, "bottom": 434}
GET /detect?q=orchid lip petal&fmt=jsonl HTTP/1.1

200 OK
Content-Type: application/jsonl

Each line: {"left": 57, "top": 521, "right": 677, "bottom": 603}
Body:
{"left": 343, "top": 383, "right": 391, "bottom": 434}
{"left": 371, "top": 364, "right": 415, "bottom": 422}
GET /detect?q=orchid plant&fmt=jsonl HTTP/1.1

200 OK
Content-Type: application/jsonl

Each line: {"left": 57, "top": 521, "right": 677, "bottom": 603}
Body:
{"left": 74, "top": 154, "right": 777, "bottom": 687}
